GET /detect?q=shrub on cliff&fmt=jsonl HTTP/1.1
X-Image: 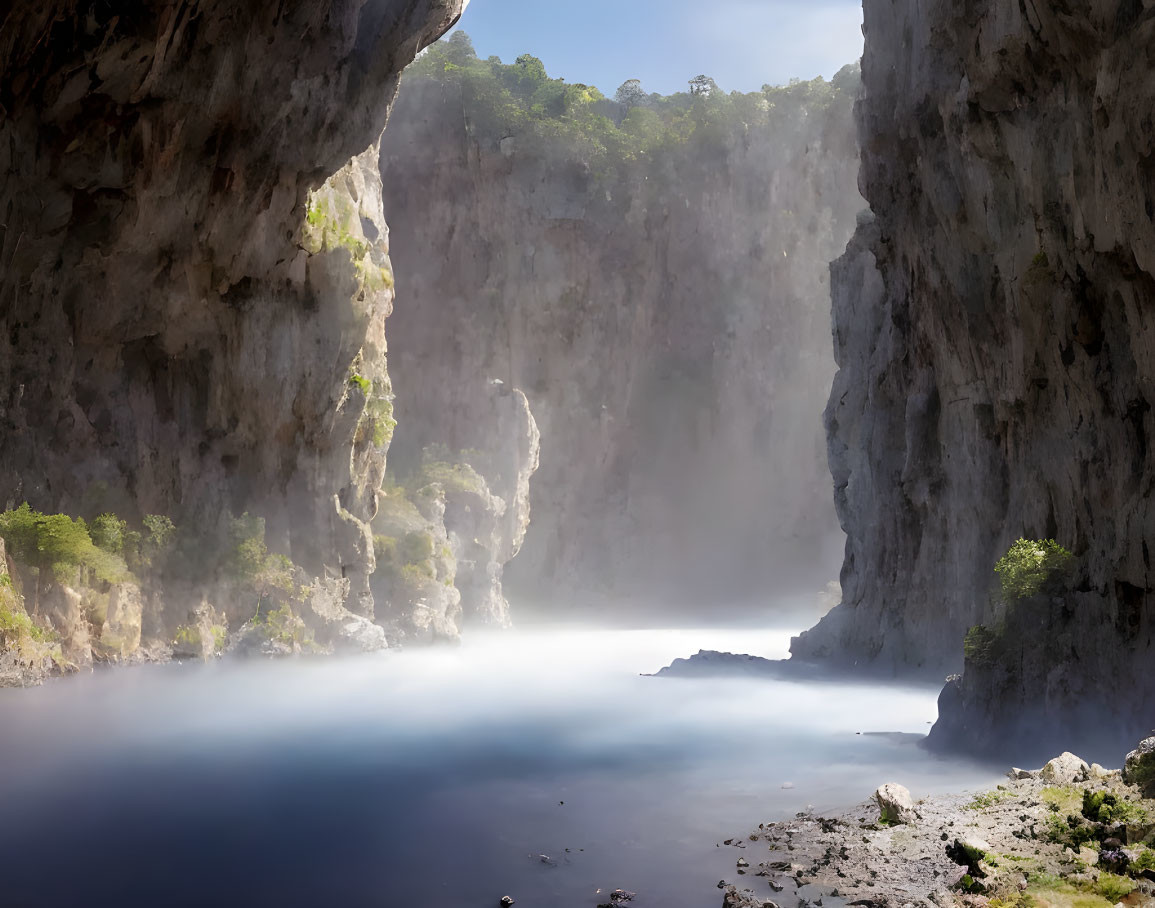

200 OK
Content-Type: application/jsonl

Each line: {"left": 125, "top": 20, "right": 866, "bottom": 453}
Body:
{"left": 0, "top": 504, "right": 129, "bottom": 586}
{"left": 225, "top": 513, "right": 295, "bottom": 598}
{"left": 993, "top": 538, "right": 1074, "bottom": 603}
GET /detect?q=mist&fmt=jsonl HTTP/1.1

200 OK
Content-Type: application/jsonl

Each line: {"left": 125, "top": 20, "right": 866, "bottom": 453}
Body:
{"left": 379, "top": 37, "right": 863, "bottom": 620}
{"left": 0, "top": 628, "right": 1001, "bottom": 906}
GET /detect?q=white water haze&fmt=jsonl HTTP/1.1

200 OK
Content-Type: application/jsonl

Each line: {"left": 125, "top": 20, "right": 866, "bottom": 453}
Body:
{"left": 0, "top": 626, "right": 1003, "bottom": 907}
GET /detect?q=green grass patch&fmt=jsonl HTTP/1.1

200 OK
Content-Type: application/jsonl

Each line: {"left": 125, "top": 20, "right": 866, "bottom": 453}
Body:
{"left": 967, "top": 789, "right": 1014, "bottom": 810}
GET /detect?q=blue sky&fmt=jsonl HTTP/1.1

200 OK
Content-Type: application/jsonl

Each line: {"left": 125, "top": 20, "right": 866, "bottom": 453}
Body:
{"left": 450, "top": 0, "right": 864, "bottom": 96}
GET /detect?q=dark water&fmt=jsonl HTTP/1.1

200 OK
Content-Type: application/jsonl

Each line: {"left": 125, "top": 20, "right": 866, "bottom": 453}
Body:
{"left": 0, "top": 628, "right": 1001, "bottom": 907}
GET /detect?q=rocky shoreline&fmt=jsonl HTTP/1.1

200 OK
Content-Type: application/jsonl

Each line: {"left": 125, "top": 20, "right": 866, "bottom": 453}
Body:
{"left": 717, "top": 742, "right": 1155, "bottom": 908}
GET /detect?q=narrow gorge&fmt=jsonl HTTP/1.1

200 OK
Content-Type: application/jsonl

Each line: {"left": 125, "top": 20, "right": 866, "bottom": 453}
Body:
{"left": 380, "top": 39, "right": 862, "bottom": 613}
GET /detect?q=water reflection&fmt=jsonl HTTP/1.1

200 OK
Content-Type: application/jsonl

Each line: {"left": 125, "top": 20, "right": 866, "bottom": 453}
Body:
{"left": 0, "top": 629, "right": 1001, "bottom": 907}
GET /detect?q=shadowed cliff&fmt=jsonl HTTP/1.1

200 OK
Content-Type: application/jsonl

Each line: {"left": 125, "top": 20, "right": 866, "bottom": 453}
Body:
{"left": 380, "top": 37, "right": 862, "bottom": 614}
{"left": 791, "top": 0, "right": 1155, "bottom": 753}
{"left": 0, "top": 0, "right": 464, "bottom": 670}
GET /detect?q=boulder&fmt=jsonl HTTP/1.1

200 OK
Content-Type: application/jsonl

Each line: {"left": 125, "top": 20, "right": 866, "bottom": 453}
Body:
{"left": 875, "top": 783, "right": 917, "bottom": 824}
{"left": 1040, "top": 753, "right": 1090, "bottom": 785}
{"left": 1124, "top": 735, "right": 1155, "bottom": 797}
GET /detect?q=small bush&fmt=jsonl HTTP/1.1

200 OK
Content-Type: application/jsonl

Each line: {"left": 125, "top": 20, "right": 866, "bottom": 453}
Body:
{"left": 1133, "top": 847, "right": 1155, "bottom": 873}
{"left": 966, "top": 789, "right": 1012, "bottom": 810}
{"left": 225, "top": 514, "right": 294, "bottom": 594}
{"left": 1082, "top": 789, "right": 1149, "bottom": 825}
{"left": 963, "top": 625, "right": 999, "bottom": 665}
{"left": 1096, "top": 872, "right": 1135, "bottom": 900}
{"left": 399, "top": 531, "right": 435, "bottom": 565}
{"left": 250, "top": 603, "right": 314, "bottom": 650}
{"left": 89, "top": 513, "right": 127, "bottom": 554}
{"left": 994, "top": 538, "right": 1074, "bottom": 603}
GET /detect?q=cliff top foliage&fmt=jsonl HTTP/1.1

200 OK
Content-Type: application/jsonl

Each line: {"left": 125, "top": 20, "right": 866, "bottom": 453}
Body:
{"left": 404, "top": 31, "right": 858, "bottom": 177}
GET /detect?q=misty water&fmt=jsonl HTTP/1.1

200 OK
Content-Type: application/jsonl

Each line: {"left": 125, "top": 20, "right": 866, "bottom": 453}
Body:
{"left": 0, "top": 624, "right": 1002, "bottom": 907}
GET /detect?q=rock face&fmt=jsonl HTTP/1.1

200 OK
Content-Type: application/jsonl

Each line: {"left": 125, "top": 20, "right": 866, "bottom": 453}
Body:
{"left": 380, "top": 61, "right": 862, "bottom": 610}
{"left": 792, "top": 0, "right": 1155, "bottom": 745}
{"left": 0, "top": 0, "right": 465, "bottom": 654}
{"left": 1125, "top": 736, "right": 1155, "bottom": 797}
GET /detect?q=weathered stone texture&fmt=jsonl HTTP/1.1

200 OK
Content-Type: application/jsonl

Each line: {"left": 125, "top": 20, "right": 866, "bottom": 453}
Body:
{"left": 791, "top": 0, "right": 1155, "bottom": 750}
{"left": 0, "top": 1, "right": 464, "bottom": 642}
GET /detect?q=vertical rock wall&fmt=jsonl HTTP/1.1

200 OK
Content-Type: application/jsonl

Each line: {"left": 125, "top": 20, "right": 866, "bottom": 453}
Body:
{"left": 793, "top": 0, "right": 1155, "bottom": 745}
{"left": 0, "top": 1, "right": 464, "bottom": 638}
{"left": 380, "top": 70, "right": 862, "bottom": 611}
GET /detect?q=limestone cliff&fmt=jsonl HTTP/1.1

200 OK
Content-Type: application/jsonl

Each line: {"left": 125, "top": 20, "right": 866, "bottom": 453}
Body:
{"left": 380, "top": 47, "right": 862, "bottom": 610}
{"left": 792, "top": 0, "right": 1155, "bottom": 748}
{"left": 0, "top": 0, "right": 464, "bottom": 669}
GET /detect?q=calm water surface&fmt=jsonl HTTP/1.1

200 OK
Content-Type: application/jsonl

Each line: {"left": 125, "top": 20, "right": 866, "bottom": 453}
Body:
{"left": 0, "top": 627, "right": 1002, "bottom": 907}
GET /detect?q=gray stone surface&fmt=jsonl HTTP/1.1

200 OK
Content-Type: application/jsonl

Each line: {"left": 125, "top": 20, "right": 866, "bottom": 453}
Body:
{"left": 0, "top": 0, "right": 465, "bottom": 657}
{"left": 789, "top": 0, "right": 1155, "bottom": 747}
{"left": 380, "top": 68, "right": 863, "bottom": 608}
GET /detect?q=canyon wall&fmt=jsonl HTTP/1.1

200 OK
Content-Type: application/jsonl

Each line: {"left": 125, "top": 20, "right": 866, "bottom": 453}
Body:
{"left": 380, "top": 45, "right": 862, "bottom": 612}
{"left": 791, "top": 0, "right": 1155, "bottom": 749}
{"left": 0, "top": 0, "right": 464, "bottom": 669}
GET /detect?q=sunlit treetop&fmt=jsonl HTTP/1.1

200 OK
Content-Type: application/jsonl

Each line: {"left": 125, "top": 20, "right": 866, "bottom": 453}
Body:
{"left": 404, "top": 31, "right": 859, "bottom": 174}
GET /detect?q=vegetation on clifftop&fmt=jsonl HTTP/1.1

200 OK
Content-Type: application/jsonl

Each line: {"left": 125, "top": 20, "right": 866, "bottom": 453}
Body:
{"left": 406, "top": 30, "right": 858, "bottom": 184}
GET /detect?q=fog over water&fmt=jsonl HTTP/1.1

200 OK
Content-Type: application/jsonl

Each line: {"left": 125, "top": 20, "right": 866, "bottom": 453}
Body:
{"left": 0, "top": 624, "right": 1002, "bottom": 907}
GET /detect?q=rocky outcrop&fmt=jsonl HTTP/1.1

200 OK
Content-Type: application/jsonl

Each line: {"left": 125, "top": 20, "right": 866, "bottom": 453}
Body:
{"left": 368, "top": 385, "right": 540, "bottom": 641}
{"left": 380, "top": 56, "right": 862, "bottom": 610}
{"left": 717, "top": 756, "right": 1155, "bottom": 906}
{"left": 792, "top": 0, "right": 1155, "bottom": 748}
{"left": 0, "top": 0, "right": 465, "bottom": 663}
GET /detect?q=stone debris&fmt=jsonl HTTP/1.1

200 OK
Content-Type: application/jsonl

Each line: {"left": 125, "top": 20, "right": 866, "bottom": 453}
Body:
{"left": 716, "top": 750, "right": 1155, "bottom": 908}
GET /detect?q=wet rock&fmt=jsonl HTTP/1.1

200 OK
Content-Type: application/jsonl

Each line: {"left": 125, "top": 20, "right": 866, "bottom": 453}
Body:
{"left": 720, "top": 884, "right": 779, "bottom": 908}
{"left": 500, "top": 897, "right": 514, "bottom": 907}
{"left": 875, "top": 783, "right": 917, "bottom": 825}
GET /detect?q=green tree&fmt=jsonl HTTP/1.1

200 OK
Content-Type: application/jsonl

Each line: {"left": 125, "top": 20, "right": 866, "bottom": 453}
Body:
{"left": 89, "top": 513, "right": 127, "bottom": 554}
{"left": 689, "top": 74, "right": 717, "bottom": 96}
{"left": 614, "top": 78, "right": 647, "bottom": 109}
{"left": 443, "top": 30, "right": 476, "bottom": 65}
{"left": 0, "top": 504, "right": 130, "bottom": 608}
{"left": 993, "top": 538, "right": 1074, "bottom": 603}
